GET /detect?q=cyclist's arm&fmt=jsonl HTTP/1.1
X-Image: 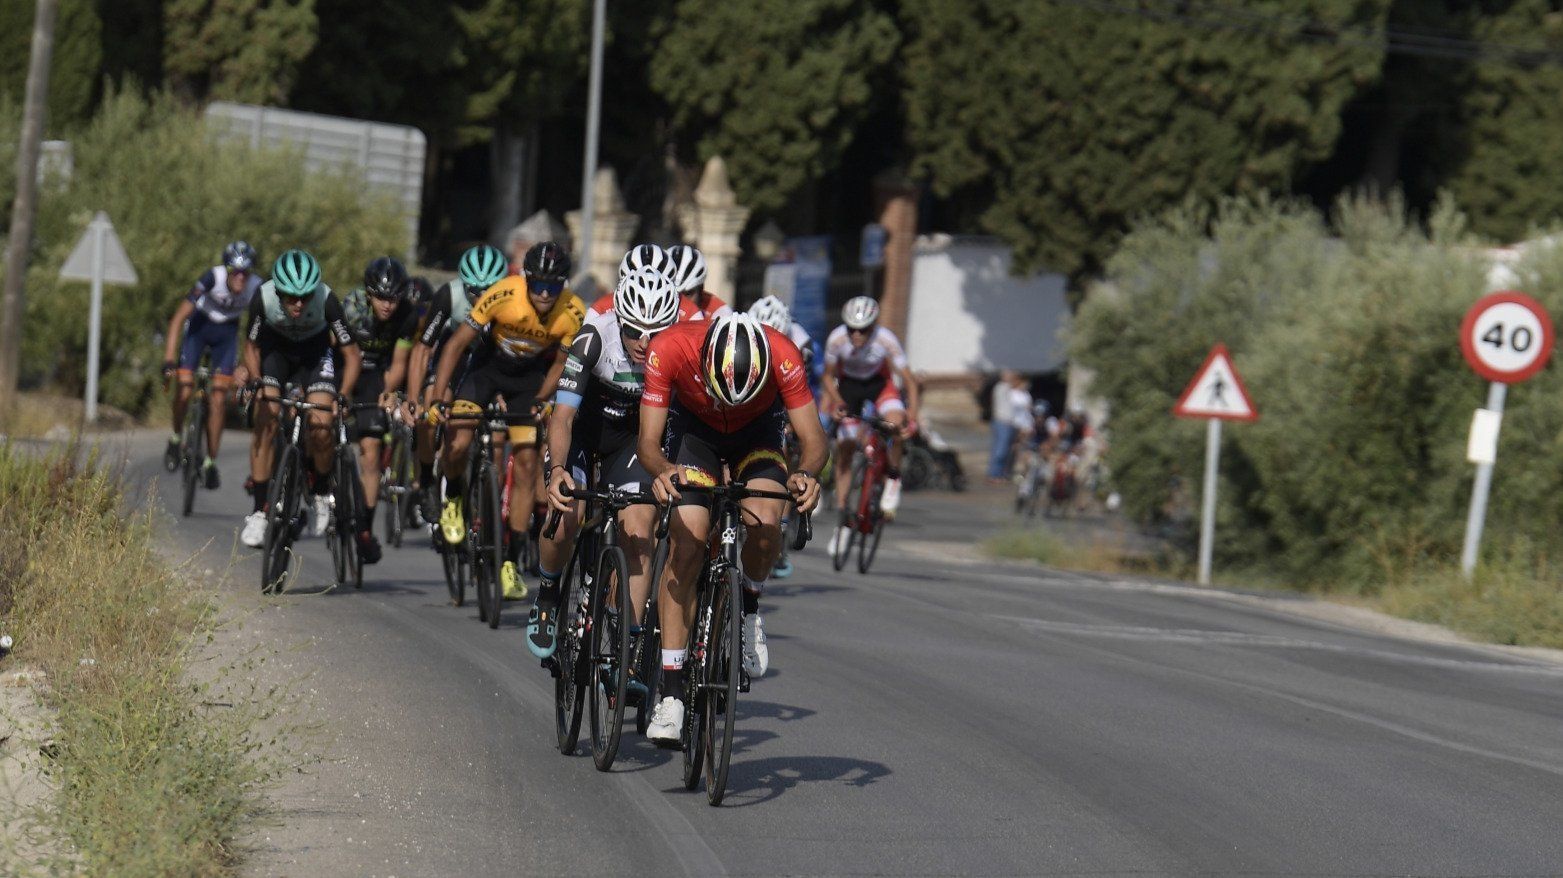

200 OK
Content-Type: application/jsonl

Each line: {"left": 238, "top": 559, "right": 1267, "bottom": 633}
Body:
{"left": 536, "top": 346, "right": 570, "bottom": 406}
{"left": 637, "top": 403, "right": 673, "bottom": 480}
{"left": 786, "top": 400, "right": 829, "bottom": 477}
{"left": 820, "top": 361, "right": 844, "bottom": 414}
{"left": 239, "top": 295, "right": 264, "bottom": 385}
{"left": 162, "top": 298, "right": 195, "bottom": 367}
{"left": 383, "top": 340, "right": 412, "bottom": 397}
{"left": 431, "top": 322, "right": 480, "bottom": 401}
{"left": 897, "top": 364, "right": 921, "bottom": 422}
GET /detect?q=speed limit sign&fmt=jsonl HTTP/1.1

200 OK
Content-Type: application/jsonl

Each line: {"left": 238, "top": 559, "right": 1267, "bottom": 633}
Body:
{"left": 1460, "top": 291, "right": 1554, "bottom": 384}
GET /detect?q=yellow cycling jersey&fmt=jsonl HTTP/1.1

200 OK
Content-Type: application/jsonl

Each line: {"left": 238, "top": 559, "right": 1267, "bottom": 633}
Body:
{"left": 464, "top": 276, "right": 585, "bottom": 361}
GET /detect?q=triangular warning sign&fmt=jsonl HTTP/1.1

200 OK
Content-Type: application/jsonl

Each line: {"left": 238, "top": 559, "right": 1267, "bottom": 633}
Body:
{"left": 1172, "top": 343, "right": 1257, "bottom": 421}
{"left": 60, "top": 211, "right": 138, "bottom": 286}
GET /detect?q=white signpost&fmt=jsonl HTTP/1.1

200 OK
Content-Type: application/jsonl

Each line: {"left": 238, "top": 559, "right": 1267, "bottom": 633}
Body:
{"left": 1172, "top": 343, "right": 1258, "bottom": 586}
{"left": 59, "top": 211, "right": 138, "bottom": 423}
{"left": 1458, "top": 290, "right": 1554, "bottom": 576}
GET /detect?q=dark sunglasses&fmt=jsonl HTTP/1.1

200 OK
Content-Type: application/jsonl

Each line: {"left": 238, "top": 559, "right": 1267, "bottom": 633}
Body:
{"left": 848, "top": 324, "right": 876, "bottom": 336}
{"left": 527, "top": 278, "right": 565, "bottom": 296}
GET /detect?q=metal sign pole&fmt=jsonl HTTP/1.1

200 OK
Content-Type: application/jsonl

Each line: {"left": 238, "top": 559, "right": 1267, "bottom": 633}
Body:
{"left": 84, "top": 217, "right": 105, "bottom": 424}
{"left": 1460, "top": 381, "right": 1507, "bottom": 577}
{"left": 1197, "top": 417, "right": 1220, "bottom": 586}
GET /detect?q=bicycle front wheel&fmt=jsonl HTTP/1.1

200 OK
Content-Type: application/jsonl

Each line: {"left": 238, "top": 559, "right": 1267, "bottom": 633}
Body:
{"left": 180, "top": 396, "right": 204, "bottom": 517}
{"left": 859, "top": 476, "right": 887, "bottom": 574}
{"left": 261, "top": 445, "right": 300, "bottom": 594}
{"left": 384, "top": 430, "right": 410, "bottom": 548}
{"left": 588, "top": 545, "right": 631, "bottom": 771}
{"left": 833, "top": 455, "right": 864, "bottom": 571}
{"left": 442, "top": 541, "right": 467, "bottom": 606}
{"left": 554, "top": 539, "right": 589, "bottom": 755}
{"left": 472, "top": 460, "right": 505, "bottom": 628}
{"left": 336, "top": 447, "right": 363, "bottom": 588}
{"left": 701, "top": 566, "right": 743, "bottom": 806}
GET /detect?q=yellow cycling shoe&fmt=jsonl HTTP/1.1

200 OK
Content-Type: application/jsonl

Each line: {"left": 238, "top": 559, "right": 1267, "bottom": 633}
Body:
{"left": 439, "top": 498, "right": 465, "bottom": 545}
{"left": 501, "top": 561, "right": 528, "bottom": 600}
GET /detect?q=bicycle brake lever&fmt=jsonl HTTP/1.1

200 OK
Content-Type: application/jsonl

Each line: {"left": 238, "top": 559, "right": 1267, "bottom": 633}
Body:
{"left": 791, "top": 512, "right": 812, "bottom": 552}
{"left": 542, "top": 509, "right": 562, "bottom": 541}
{"left": 655, "top": 500, "right": 675, "bottom": 540}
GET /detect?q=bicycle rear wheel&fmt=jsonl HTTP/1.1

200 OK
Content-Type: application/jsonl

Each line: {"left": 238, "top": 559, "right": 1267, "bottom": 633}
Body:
{"left": 832, "top": 456, "right": 864, "bottom": 571}
{"left": 680, "top": 565, "right": 712, "bottom": 791}
{"left": 338, "top": 447, "right": 364, "bottom": 588}
{"left": 180, "top": 396, "right": 204, "bottom": 517}
{"left": 554, "top": 539, "right": 589, "bottom": 755}
{"left": 859, "top": 477, "right": 886, "bottom": 574}
{"left": 588, "top": 545, "right": 631, "bottom": 771}
{"left": 702, "top": 566, "right": 743, "bottom": 805}
{"left": 474, "top": 461, "right": 505, "bottom": 628}
{"left": 442, "top": 540, "right": 467, "bottom": 606}
{"left": 262, "top": 445, "right": 300, "bottom": 594}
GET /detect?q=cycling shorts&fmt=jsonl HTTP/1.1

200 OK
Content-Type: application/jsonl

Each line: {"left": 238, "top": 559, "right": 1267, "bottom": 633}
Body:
{"left": 835, "top": 374, "right": 903, "bottom": 442}
{"left": 453, "top": 351, "right": 549, "bottom": 446}
{"left": 663, "top": 400, "right": 789, "bottom": 509}
{"left": 349, "top": 370, "right": 389, "bottom": 442}
{"left": 567, "top": 422, "right": 652, "bottom": 496}
{"left": 259, "top": 347, "right": 339, "bottom": 396}
{"left": 178, "top": 313, "right": 240, "bottom": 383}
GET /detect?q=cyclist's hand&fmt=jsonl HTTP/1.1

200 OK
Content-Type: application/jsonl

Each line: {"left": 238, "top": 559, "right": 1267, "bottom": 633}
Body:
{"left": 161, "top": 361, "right": 177, "bottom": 380}
{"left": 546, "top": 467, "right": 576, "bottom": 513}
{"left": 426, "top": 401, "right": 449, "bottom": 426}
{"left": 652, "top": 465, "right": 683, "bottom": 504}
{"left": 402, "top": 399, "right": 420, "bottom": 424}
{"left": 231, "top": 365, "right": 249, "bottom": 386}
{"left": 335, "top": 394, "right": 350, "bottom": 417}
{"left": 377, "top": 390, "right": 399, "bottom": 411}
{"left": 788, "top": 471, "right": 821, "bottom": 514}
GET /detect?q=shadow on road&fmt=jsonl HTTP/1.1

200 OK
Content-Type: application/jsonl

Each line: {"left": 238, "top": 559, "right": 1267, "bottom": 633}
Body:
{"left": 721, "top": 754, "right": 892, "bottom": 807}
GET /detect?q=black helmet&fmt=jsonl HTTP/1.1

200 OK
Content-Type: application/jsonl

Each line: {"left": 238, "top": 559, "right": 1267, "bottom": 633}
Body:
{"left": 223, "top": 240, "right": 258, "bottom": 273}
{"left": 363, "top": 256, "right": 408, "bottom": 300}
{"left": 522, "top": 241, "right": 571, "bottom": 284}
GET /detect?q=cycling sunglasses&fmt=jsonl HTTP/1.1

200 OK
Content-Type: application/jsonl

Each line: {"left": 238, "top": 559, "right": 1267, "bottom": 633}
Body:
{"left": 527, "top": 277, "right": 565, "bottom": 296}
{"left": 848, "top": 324, "right": 877, "bottom": 337}
{"left": 619, "top": 322, "right": 663, "bottom": 341}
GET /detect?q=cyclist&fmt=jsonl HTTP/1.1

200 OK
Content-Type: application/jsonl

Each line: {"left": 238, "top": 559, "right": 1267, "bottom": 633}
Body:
{"left": 587, "top": 244, "right": 671, "bottom": 316}
{"left": 665, "top": 244, "right": 732, "bottom": 321}
{"left": 343, "top": 257, "right": 419, "bottom": 560}
{"left": 162, "top": 240, "right": 262, "bottom": 485}
{"left": 429, "top": 241, "right": 585, "bottom": 600}
{"left": 530, "top": 266, "right": 681, "bottom": 663}
{"left": 236, "top": 250, "right": 370, "bottom": 560}
{"left": 747, "top": 294, "right": 814, "bottom": 579}
{"left": 406, "top": 275, "right": 435, "bottom": 323}
{"left": 408, "top": 247, "right": 505, "bottom": 525}
{"left": 637, "top": 313, "right": 827, "bottom": 743}
{"left": 821, "top": 296, "right": 920, "bottom": 545}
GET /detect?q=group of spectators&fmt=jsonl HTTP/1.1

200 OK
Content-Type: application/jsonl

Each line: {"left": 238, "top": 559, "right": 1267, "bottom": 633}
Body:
{"left": 984, "top": 370, "right": 1104, "bottom": 507}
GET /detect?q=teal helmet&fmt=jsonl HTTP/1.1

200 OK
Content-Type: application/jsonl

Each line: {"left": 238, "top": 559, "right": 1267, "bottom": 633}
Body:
{"left": 272, "top": 249, "right": 321, "bottom": 298}
{"left": 458, "top": 244, "right": 508, "bottom": 293}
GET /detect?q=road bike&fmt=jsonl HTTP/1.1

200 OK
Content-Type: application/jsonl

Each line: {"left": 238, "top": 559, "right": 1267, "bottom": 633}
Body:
{"left": 379, "top": 398, "right": 416, "bottom": 548}
{"left": 443, "top": 404, "right": 537, "bottom": 630}
{"left": 669, "top": 483, "right": 811, "bottom": 806}
{"left": 176, "top": 365, "right": 213, "bottom": 517}
{"left": 258, "top": 391, "right": 370, "bottom": 594}
{"left": 543, "top": 483, "right": 661, "bottom": 770}
{"left": 832, "top": 416, "right": 897, "bottom": 574}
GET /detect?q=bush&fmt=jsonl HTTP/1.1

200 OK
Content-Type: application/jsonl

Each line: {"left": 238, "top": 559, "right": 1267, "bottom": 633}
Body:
{"left": 1072, "top": 193, "right": 1563, "bottom": 587}
{"left": 11, "top": 89, "right": 404, "bottom": 415}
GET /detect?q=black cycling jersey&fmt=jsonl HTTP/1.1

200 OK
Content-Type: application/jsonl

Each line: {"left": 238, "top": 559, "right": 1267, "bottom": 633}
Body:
{"left": 343, "top": 288, "right": 418, "bottom": 373}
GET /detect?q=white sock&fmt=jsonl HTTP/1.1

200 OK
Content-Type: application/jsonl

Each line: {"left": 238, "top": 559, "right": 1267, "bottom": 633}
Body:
{"left": 661, "top": 648, "right": 686, "bottom": 670}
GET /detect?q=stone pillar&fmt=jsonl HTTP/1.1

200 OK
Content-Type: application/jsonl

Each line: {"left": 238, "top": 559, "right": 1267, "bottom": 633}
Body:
{"left": 565, "top": 167, "right": 639, "bottom": 298}
{"left": 873, "top": 171, "right": 920, "bottom": 341}
{"left": 678, "top": 157, "right": 751, "bottom": 301}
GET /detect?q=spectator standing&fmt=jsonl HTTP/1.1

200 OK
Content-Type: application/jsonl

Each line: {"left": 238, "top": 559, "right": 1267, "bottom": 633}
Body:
{"left": 987, "top": 370, "right": 1033, "bottom": 483}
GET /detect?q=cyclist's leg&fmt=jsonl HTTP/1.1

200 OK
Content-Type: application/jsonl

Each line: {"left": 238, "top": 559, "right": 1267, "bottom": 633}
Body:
{"left": 652, "top": 409, "right": 717, "bottom": 726}
{"left": 248, "top": 351, "right": 290, "bottom": 510}
{"left": 301, "top": 352, "right": 340, "bottom": 481}
{"left": 351, "top": 371, "right": 387, "bottom": 516}
{"left": 604, "top": 438, "right": 657, "bottom": 625}
{"left": 206, "top": 323, "right": 240, "bottom": 460}
{"left": 171, "top": 324, "right": 204, "bottom": 442}
{"left": 876, "top": 383, "right": 908, "bottom": 515}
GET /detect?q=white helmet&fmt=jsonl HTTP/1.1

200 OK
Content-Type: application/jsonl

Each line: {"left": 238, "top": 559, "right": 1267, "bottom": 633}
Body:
{"left": 618, "top": 244, "right": 668, "bottom": 283}
{"left": 747, "top": 295, "right": 792, "bottom": 335}
{"left": 841, "top": 296, "right": 880, "bottom": 330}
{"left": 701, "top": 313, "right": 771, "bottom": 407}
{"left": 665, "top": 244, "right": 708, "bottom": 294}
{"left": 615, "top": 266, "right": 679, "bottom": 334}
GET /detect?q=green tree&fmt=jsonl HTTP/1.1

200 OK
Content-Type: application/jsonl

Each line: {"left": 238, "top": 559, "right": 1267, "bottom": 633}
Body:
{"left": 901, "top": 0, "right": 1388, "bottom": 280}
{"left": 0, "top": 0, "right": 104, "bottom": 131}
{"left": 163, "top": 0, "right": 318, "bottom": 105}
{"left": 650, "top": 0, "right": 900, "bottom": 213}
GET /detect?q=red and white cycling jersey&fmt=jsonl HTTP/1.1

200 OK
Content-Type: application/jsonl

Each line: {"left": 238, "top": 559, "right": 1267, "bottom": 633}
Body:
{"left": 642, "top": 321, "right": 812, "bottom": 432}
{"left": 824, "top": 325, "right": 908, "bottom": 381}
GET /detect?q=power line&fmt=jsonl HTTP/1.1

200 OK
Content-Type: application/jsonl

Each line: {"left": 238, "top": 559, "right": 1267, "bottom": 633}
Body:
{"left": 1047, "top": 0, "right": 1563, "bottom": 66}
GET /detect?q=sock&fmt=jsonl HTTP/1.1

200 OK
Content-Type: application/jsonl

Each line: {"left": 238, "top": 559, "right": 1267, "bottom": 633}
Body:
{"left": 445, "top": 476, "right": 465, "bottom": 503}
{"left": 741, "top": 573, "right": 763, "bottom": 615}
{"left": 251, "top": 480, "right": 269, "bottom": 513}
{"left": 660, "top": 648, "right": 687, "bottom": 697}
{"left": 537, "top": 566, "right": 561, "bottom": 604}
{"left": 419, "top": 461, "right": 434, "bottom": 486}
{"left": 506, "top": 529, "right": 525, "bottom": 565}
{"left": 360, "top": 504, "right": 376, "bottom": 533}
{"left": 311, "top": 468, "right": 331, "bottom": 496}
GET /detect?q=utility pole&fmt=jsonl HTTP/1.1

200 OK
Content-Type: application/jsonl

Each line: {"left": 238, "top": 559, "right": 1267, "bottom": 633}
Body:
{"left": 575, "top": 0, "right": 606, "bottom": 292}
{"left": 0, "top": 0, "right": 58, "bottom": 424}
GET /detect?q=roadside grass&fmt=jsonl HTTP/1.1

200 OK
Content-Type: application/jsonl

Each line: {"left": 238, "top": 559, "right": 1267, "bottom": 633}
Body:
{"left": 0, "top": 441, "right": 283, "bottom": 875}
{"left": 0, "top": 391, "right": 144, "bottom": 440}
{"left": 984, "top": 525, "right": 1563, "bottom": 650}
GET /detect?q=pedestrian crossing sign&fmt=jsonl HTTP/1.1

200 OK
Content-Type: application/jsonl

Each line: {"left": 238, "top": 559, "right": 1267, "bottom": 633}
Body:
{"left": 1172, "top": 343, "right": 1257, "bottom": 421}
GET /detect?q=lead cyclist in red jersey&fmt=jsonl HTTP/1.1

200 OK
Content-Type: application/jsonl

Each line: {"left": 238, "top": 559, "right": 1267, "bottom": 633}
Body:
{"left": 636, "top": 313, "right": 827, "bottom": 743}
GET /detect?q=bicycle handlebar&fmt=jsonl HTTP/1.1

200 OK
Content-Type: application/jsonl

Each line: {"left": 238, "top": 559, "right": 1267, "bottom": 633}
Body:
{"left": 540, "top": 486, "right": 660, "bottom": 540}
{"left": 654, "top": 483, "right": 814, "bottom": 552}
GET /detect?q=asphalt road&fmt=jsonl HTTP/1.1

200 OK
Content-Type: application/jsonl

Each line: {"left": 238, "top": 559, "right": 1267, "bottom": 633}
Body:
{"left": 110, "top": 431, "right": 1563, "bottom": 877}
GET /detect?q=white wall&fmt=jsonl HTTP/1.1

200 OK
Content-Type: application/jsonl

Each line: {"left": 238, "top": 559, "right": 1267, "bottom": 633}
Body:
{"left": 904, "top": 236, "right": 1070, "bottom": 376}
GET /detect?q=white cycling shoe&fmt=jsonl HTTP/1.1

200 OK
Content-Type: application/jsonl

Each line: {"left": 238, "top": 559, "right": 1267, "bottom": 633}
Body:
{"left": 827, "top": 525, "right": 851, "bottom": 556}
{"left": 881, "top": 478, "right": 902, "bottom": 519}
{"left": 648, "top": 696, "right": 684, "bottom": 744}
{"left": 312, "top": 495, "right": 332, "bottom": 536}
{"left": 240, "top": 511, "right": 267, "bottom": 549}
{"left": 743, "top": 613, "right": 768, "bottom": 678}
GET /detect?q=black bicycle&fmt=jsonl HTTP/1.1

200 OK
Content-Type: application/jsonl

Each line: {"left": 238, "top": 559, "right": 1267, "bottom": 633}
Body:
{"left": 258, "top": 391, "right": 370, "bottom": 594}
{"left": 543, "top": 484, "right": 661, "bottom": 771}
{"left": 380, "top": 398, "right": 416, "bottom": 548}
{"left": 176, "top": 365, "right": 213, "bottom": 517}
{"left": 443, "top": 403, "right": 537, "bottom": 629}
{"left": 665, "top": 483, "right": 811, "bottom": 806}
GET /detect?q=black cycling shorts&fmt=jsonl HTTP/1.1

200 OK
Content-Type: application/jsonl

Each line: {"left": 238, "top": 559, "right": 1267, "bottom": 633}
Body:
{"left": 349, "top": 370, "right": 388, "bottom": 441}
{"left": 663, "top": 401, "right": 789, "bottom": 509}
{"left": 454, "top": 351, "right": 549, "bottom": 445}
{"left": 567, "top": 420, "right": 652, "bottom": 495}
{"left": 259, "top": 346, "right": 339, "bottom": 396}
